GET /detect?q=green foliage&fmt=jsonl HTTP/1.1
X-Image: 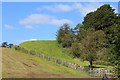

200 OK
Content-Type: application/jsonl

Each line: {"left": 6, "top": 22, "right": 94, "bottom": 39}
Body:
{"left": 114, "top": 63, "right": 120, "bottom": 80}
{"left": 56, "top": 23, "right": 74, "bottom": 48}
{"left": 81, "top": 4, "right": 119, "bottom": 78}
{"left": 79, "top": 28, "right": 107, "bottom": 68}
{"left": 82, "top": 12, "right": 95, "bottom": 29}
{"left": 106, "top": 15, "right": 120, "bottom": 79}
{"left": 2, "top": 3, "right": 120, "bottom": 78}
{"left": 83, "top": 4, "right": 116, "bottom": 30}
{"left": 20, "top": 40, "right": 113, "bottom": 69}
{"left": 71, "top": 42, "right": 81, "bottom": 58}
{"left": 105, "top": 24, "right": 120, "bottom": 44}
{"left": 74, "top": 24, "right": 85, "bottom": 41}
{"left": 21, "top": 4, "right": 119, "bottom": 78}
{"left": 74, "top": 23, "right": 83, "bottom": 30}
{"left": 57, "top": 4, "right": 119, "bottom": 78}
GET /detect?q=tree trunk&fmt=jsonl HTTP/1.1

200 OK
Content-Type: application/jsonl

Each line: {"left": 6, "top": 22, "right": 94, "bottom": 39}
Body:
{"left": 89, "top": 60, "right": 93, "bottom": 70}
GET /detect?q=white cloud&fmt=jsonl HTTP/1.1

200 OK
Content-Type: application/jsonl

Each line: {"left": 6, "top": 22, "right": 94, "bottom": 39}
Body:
{"left": 29, "top": 39, "right": 38, "bottom": 41}
{"left": 39, "top": 3, "right": 103, "bottom": 16}
{"left": 51, "top": 19, "right": 73, "bottom": 26}
{"left": 41, "top": 4, "right": 74, "bottom": 12}
{"left": 4, "top": 24, "right": 14, "bottom": 29}
{"left": 74, "top": 3, "right": 103, "bottom": 16}
{"left": 20, "top": 14, "right": 73, "bottom": 28}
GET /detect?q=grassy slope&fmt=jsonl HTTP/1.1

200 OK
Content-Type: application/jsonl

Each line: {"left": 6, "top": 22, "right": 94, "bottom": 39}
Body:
{"left": 20, "top": 40, "right": 89, "bottom": 66}
{"left": 20, "top": 40, "right": 113, "bottom": 69}
{"left": 2, "top": 48, "right": 90, "bottom": 78}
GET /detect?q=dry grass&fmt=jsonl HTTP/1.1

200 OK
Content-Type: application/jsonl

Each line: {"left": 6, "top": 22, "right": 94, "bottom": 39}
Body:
{"left": 2, "top": 48, "right": 90, "bottom": 78}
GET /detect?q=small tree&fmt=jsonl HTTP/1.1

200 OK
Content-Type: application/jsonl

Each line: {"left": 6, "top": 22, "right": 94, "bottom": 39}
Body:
{"left": 56, "top": 23, "right": 75, "bottom": 48}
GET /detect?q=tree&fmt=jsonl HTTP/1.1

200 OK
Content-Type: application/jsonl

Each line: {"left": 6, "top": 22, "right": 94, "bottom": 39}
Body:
{"left": 71, "top": 42, "right": 81, "bottom": 58}
{"left": 56, "top": 23, "right": 75, "bottom": 48}
{"left": 82, "top": 4, "right": 119, "bottom": 77}
{"left": 83, "top": 4, "right": 116, "bottom": 30}
{"left": 74, "top": 23, "right": 85, "bottom": 42}
{"left": 82, "top": 12, "right": 95, "bottom": 30}
{"left": 79, "top": 28, "right": 107, "bottom": 69}
{"left": 113, "top": 15, "right": 120, "bottom": 80}
{"left": 56, "top": 27, "right": 64, "bottom": 44}
{"left": 105, "top": 15, "right": 120, "bottom": 80}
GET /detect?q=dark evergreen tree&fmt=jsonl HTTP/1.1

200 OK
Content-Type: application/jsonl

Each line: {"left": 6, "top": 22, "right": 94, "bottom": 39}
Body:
{"left": 83, "top": 4, "right": 116, "bottom": 30}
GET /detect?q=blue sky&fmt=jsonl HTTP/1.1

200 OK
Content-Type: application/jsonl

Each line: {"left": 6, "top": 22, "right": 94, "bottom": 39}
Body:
{"left": 2, "top": 2, "right": 118, "bottom": 44}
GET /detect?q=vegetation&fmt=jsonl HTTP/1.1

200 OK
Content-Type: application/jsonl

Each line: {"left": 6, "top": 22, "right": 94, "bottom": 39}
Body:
{"left": 20, "top": 40, "right": 90, "bottom": 67}
{"left": 56, "top": 4, "right": 120, "bottom": 79}
{"left": 2, "top": 48, "right": 90, "bottom": 78}
{"left": 56, "top": 23, "right": 75, "bottom": 48}
{"left": 82, "top": 4, "right": 116, "bottom": 30}
{"left": 3, "top": 4, "right": 119, "bottom": 79}
{"left": 20, "top": 40, "right": 113, "bottom": 69}
{"left": 78, "top": 28, "right": 107, "bottom": 69}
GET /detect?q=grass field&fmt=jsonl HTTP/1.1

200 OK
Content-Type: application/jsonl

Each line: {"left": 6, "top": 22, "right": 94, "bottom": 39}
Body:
{"left": 19, "top": 40, "right": 89, "bottom": 66}
{"left": 2, "top": 48, "right": 90, "bottom": 78}
{"left": 19, "top": 40, "right": 113, "bottom": 69}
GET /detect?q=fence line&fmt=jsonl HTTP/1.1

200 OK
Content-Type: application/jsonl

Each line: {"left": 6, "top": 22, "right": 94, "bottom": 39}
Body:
{"left": 14, "top": 46, "right": 114, "bottom": 77}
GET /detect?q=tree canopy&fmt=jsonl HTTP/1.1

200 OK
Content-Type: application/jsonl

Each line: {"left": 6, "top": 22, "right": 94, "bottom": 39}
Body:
{"left": 56, "top": 4, "right": 120, "bottom": 79}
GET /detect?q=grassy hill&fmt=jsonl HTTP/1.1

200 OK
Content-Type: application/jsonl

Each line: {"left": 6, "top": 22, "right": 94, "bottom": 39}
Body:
{"left": 19, "top": 40, "right": 89, "bottom": 67}
{"left": 19, "top": 40, "right": 113, "bottom": 69}
{"left": 2, "top": 48, "right": 90, "bottom": 78}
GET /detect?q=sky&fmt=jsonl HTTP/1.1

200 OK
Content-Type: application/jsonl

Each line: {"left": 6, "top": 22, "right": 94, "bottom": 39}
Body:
{"left": 2, "top": 2, "right": 118, "bottom": 44}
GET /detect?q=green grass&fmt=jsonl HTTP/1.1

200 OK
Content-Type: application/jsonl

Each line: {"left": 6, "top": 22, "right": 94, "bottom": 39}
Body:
{"left": 19, "top": 40, "right": 89, "bottom": 66}
{"left": 19, "top": 40, "right": 113, "bottom": 69}
{"left": 2, "top": 48, "right": 90, "bottom": 78}
{"left": 93, "top": 64, "right": 113, "bottom": 69}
